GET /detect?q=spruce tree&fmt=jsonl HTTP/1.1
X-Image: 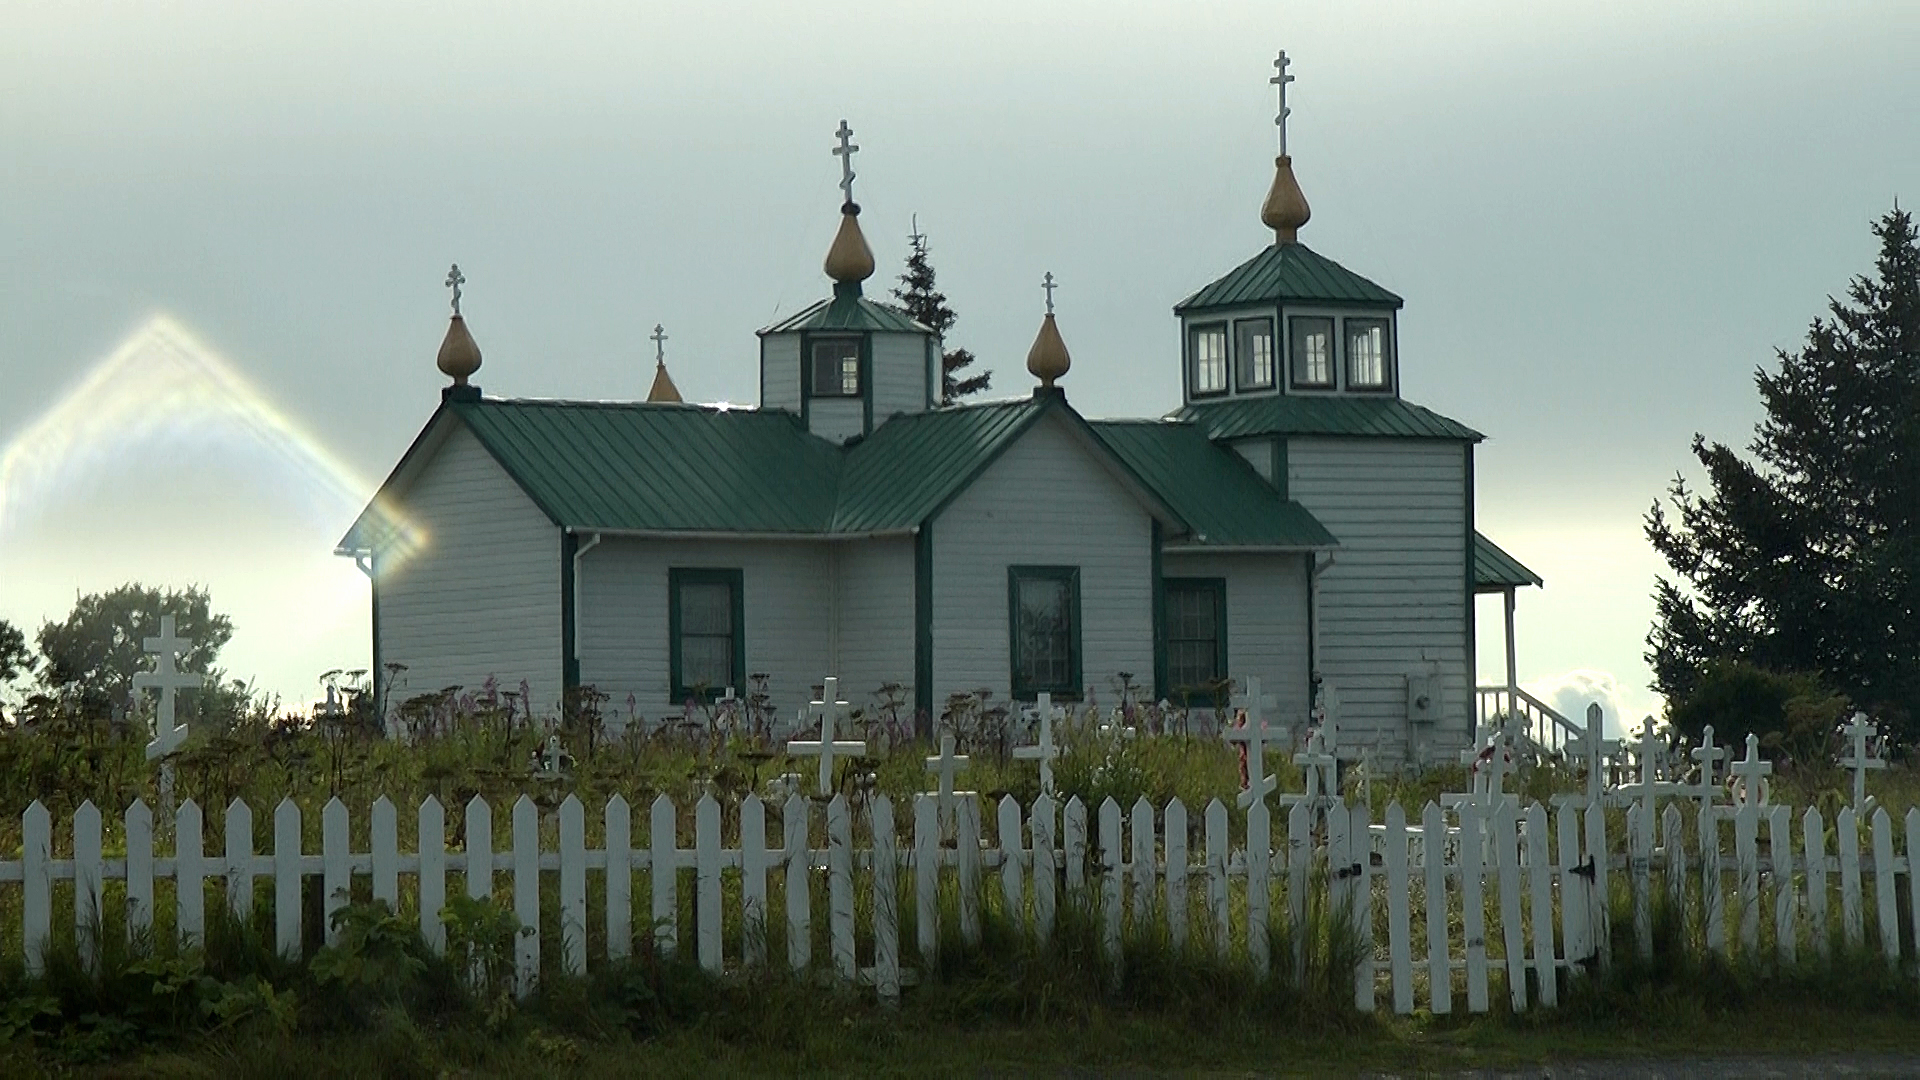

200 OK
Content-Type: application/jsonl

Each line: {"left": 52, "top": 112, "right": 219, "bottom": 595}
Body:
{"left": 893, "top": 226, "right": 991, "bottom": 403}
{"left": 1646, "top": 207, "right": 1920, "bottom": 740}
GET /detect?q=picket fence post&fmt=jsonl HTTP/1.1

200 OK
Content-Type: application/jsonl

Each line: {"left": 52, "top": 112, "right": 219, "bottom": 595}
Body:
{"left": 225, "top": 799, "right": 253, "bottom": 925}
{"left": 1129, "top": 797, "right": 1155, "bottom": 929}
{"left": 1287, "top": 800, "right": 1311, "bottom": 984}
{"left": 1838, "top": 807, "right": 1863, "bottom": 952}
{"left": 1063, "top": 797, "right": 1088, "bottom": 905}
{"left": 913, "top": 794, "right": 938, "bottom": 968}
{"left": 1629, "top": 804, "right": 1652, "bottom": 963}
{"left": 1735, "top": 803, "right": 1760, "bottom": 956}
{"left": 177, "top": 800, "right": 205, "bottom": 948}
{"left": 828, "top": 794, "right": 855, "bottom": 982}
{"left": 1383, "top": 801, "right": 1412, "bottom": 1015}
{"left": 372, "top": 796, "right": 399, "bottom": 912}
{"left": 1458, "top": 802, "right": 1490, "bottom": 1013}
{"left": 1769, "top": 804, "right": 1795, "bottom": 967}
{"left": 1804, "top": 807, "right": 1830, "bottom": 961}
{"left": 559, "top": 794, "right": 587, "bottom": 977}
{"left": 512, "top": 796, "right": 540, "bottom": 997}
{"left": 324, "top": 797, "right": 351, "bottom": 948}
{"left": 1524, "top": 802, "right": 1556, "bottom": 1008}
{"left": 1700, "top": 805, "right": 1725, "bottom": 960}
{"left": 698, "top": 794, "right": 724, "bottom": 974}
{"left": 1555, "top": 804, "right": 1588, "bottom": 970}
{"left": 1033, "top": 793, "right": 1058, "bottom": 946}
{"left": 418, "top": 796, "right": 447, "bottom": 955}
{"left": 1350, "top": 802, "right": 1373, "bottom": 1012}
{"left": 1000, "top": 796, "right": 1026, "bottom": 936}
{"left": 74, "top": 801, "right": 103, "bottom": 973}
{"left": 650, "top": 794, "right": 678, "bottom": 958}
{"left": 1872, "top": 808, "right": 1899, "bottom": 964}
{"left": 1164, "top": 798, "right": 1188, "bottom": 955}
{"left": 737, "top": 794, "right": 765, "bottom": 968}
{"left": 1494, "top": 801, "right": 1526, "bottom": 1012}
{"left": 126, "top": 800, "right": 155, "bottom": 942}
{"left": 1247, "top": 800, "right": 1272, "bottom": 980}
{"left": 605, "top": 795, "right": 633, "bottom": 963}
{"left": 274, "top": 799, "right": 302, "bottom": 956}
{"left": 871, "top": 794, "right": 901, "bottom": 1003}
{"left": 957, "top": 796, "right": 982, "bottom": 948}
{"left": 1584, "top": 801, "right": 1611, "bottom": 975}
{"left": 1099, "top": 797, "right": 1123, "bottom": 970}
{"left": 22, "top": 802, "right": 50, "bottom": 977}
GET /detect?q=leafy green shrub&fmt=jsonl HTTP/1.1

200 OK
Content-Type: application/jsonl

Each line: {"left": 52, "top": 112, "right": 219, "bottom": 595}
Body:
{"left": 1667, "top": 660, "right": 1848, "bottom": 764}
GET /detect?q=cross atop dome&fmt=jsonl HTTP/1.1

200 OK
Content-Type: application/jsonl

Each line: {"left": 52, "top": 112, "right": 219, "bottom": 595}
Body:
{"left": 823, "top": 120, "right": 876, "bottom": 290}
{"left": 1259, "top": 50, "right": 1311, "bottom": 244}
{"left": 1271, "top": 50, "right": 1295, "bottom": 157}
{"left": 832, "top": 119, "right": 860, "bottom": 209}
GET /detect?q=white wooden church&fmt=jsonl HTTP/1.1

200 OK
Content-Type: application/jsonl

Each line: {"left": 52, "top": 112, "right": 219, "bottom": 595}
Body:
{"left": 337, "top": 67, "right": 1542, "bottom": 764}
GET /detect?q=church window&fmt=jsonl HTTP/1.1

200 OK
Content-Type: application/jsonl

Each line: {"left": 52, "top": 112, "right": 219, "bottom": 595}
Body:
{"left": 1234, "top": 319, "right": 1274, "bottom": 391}
{"left": 1163, "top": 578, "right": 1227, "bottom": 701}
{"left": 1189, "top": 323, "right": 1228, "bottom": 396}
{"left": 669, "top": 568, "right": 744, "bottom": 703}
{"left": 1008, "top": 566, "right": 1081, "bottom": 700}
{"left": 1289, "top": 317, "right": 1334, "bottom": 388}
{"left": 811, "top": 339, "right": 861, "bottom": 397}
{"left": 1345, "top": 318, "right": 1391, "bottom": 390}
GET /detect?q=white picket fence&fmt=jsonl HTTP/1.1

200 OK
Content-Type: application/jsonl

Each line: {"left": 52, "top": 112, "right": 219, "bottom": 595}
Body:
{"left": 4, "top": 791, "right": 1918, "bottom": 1011}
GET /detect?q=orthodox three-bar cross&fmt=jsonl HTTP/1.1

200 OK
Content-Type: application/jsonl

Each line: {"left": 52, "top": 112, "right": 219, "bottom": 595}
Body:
{"left": 832, "top": 120, "right": 859, "bottom": 206}
{"left": 1014, "top": 692, "right": 1063, "bottom": 797}
{"left": 132, "top": 616, "right": 201, "bottom": 762}
{"left": 925, "top": 734, "right": 972, "bottom": 830}
{"left": 1271, "top": 50, "right": 1295, "bottom": 156}
{"left": 1042, "top": 272, "right": 1058, "bottom": 315}
{"left": 788, "top": 676, "right": 865, "bottom": 796}
{"left": 651, "top": 324, "right": 668, "bottom": 364}
{"left": 445, "top": 264, "right": 465, "bottom": 316}
{"left": 1225, "top": 676, "right": 1283, "bottom": 809}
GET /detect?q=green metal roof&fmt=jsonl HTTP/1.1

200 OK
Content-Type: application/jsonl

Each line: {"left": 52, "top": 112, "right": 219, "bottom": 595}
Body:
{"left": 1176, "top": 394, "right": 1483, "bottom": 442}
{"left": 1474, "top": 532, "right": 1543, "bottom": 590}
{"left": 1174, "top": 243, "right": 1402, "bottom": 314}
{"left": 758, "top": 287, "right": 929, "bottom": 335}
{"left": 1091, "top": 421, "right": 1337, "bottom": 548}
{"left": 833, "top": 399, "right": 1047, "bottom": 532}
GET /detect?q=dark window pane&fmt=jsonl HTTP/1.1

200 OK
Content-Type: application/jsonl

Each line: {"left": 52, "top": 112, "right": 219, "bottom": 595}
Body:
{"left": 682, "top": 636, "right": 732, "bottom": 688}
{"left": 1289, "top": 317, "right": 1334, "bottom": 388}
{"left": 1235, "top": 318, "right": 1274, "bottom": 390}
{"left": 1190, "top": 324, "right": 1228, "bottom": 395}
{"left": 1015, "top": 573, "right": 1074, "bottom": 690}
{"left": 812, "top": 340, "right": 860, "bottom": 396}
{"left": 1164, "top": 581, "right": 1223, "bottom": 691}
{"left": 680, "top": 583, "right": 732, "bottom": 635}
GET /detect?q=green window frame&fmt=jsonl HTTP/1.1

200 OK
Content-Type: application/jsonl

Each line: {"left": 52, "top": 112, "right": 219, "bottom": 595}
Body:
{"left": 1008, "top": 565, "right": 1082, "bottom": 701}
{"left": 1163, "top": 577, "right": 1227, "bottom": 704}
{"left": 668, "top": 567, "right": 745, "bottom": 703}
{"left": 1344, "top": 317, "right": 1392, "bottom": 391}
{"left": 1234, "top": 317, "right": 1275, "bottom": 391}
{"left": 1188, "top": 322, "right": 1229, "bottom": 397}
{"left": 810, "top": 338, "right": 862, "bottom": 397}
{"left": 1289, "top": 316, "right": 1335, "bottom": 389}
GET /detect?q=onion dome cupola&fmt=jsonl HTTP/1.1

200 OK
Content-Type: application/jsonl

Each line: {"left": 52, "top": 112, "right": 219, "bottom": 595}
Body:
{"left": 646, "top": 323, "right": 684, "bottom": 403}
{"left": 437, "top": 263, "right": 483, "bottom": 402}
{"left": 755, "top": 121, "right": 939, "bottom": 445}
{"left": 1170, "top": 52, "right": 1405, "bottom": 411}
{"left": 1027, "top": 272, "right": 1070, "bottom": 395}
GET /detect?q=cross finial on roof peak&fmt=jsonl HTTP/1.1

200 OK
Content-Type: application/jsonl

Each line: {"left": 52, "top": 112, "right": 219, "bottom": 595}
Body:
{"left": 1271, "top": 50, "right": 1295, "bottom": 157}
{"left": 445, "top": 263, "right": 465, "bottom": 316}
{"left": 1042, "top": 271, "right": 1057, "bottom": 315}
{"left": 651, "top": 323, "right": 668, "bottom": 364}
{"left": 832, "top": 119, "right": 860, "bottom": 208}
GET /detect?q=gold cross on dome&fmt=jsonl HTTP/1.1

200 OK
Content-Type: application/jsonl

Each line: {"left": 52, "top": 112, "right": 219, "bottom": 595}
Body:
{"left": 1042, "top": 272, "right": 1057, "bottom": 315}
{"left": 1271, "top": 50, "right": 1295, "bottom": 156}
{"left": 445, "top": 264, "right": 465, "bottom": 316}
{"left": 832, "top": 120, "right": 859, "bottom": 206}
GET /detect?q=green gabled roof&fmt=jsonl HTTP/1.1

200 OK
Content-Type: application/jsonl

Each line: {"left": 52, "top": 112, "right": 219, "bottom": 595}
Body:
{"left": 1176, "top": 394, "right": 1483, "bottom": 442}
{"left": 758, "top": 288, "right": 930, "bottom": 335}
{"left": 1474, "top": 532, "right": 1543, "bottom": 591}
{"left": 1090, "top": 420, "right": 1337, "bottom": 549}
{"left": 1174, "top": 243, "right": 1402, "bottom": 314}
{"left": 833, "top": 399, "right": 1046, "bottom": 532}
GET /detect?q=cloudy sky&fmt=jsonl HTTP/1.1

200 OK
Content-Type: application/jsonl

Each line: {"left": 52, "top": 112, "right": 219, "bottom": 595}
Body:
{"left": 2, "top": 1, "right": 1915, "bottom": 730}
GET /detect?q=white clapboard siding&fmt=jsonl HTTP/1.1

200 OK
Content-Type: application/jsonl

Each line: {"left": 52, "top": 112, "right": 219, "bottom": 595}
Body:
{"left": 1159, "top": 550, "right": 1313, "bottom": 722}
{"left": 834, "top": 538, "right": 917, "bottom": 709}
{"left": 761, "top": 333, "right": 803, "bottom": 413}
{"left": 375, "top": 422, "right": 563, "bottom": 714}
{"left": 810, "top": 398, "right": 865, "bottom": 445}
{"left": 1285, "top": 437, "right": 1468, "bottom": 759}
{"left": 870, "top": 330, "right": 931, "bottom": 424}
{"left": 930, "top": 413, "right": 1156, "bottom": 705}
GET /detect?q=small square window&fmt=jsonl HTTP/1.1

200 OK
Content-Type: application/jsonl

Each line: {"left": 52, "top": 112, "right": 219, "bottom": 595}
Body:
{"left": 1345, "top": 319, "right": 1391, "bottom": 390}
{"left": 811, "top": 339, "right": 861, "bottom": 397}
{"left": 1289, "top": 317, "right": 1334, "bottom": 388}
{"left": 1189, "top": 323, "right": 1228, "bottom": 396}
{"left": 1234, "top": 318, "right": 1275, "bottom": 391}
{"left": 1009, "top": 566, "right": 1081, "bottom": 700}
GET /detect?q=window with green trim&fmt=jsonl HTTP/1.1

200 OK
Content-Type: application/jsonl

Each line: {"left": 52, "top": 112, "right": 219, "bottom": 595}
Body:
{"left": 1163, "top": 578, "right": 1226, "bottom": 701}
{"left": 1345, "top": 318, "right": 1391, "bottom": 390}
{"left": 811, "top": 338, "right": 861, "bottom": 396}
{"left": 1189, "top": 323, "right": 1228, "bottom": 396}
{"left": 1009, "top": 566, "right": 1081, "bottom": 700}
{"left": 1234, "top": 317, "right": 1275, "bottom": 391}
{"left": 669, "top": 568, "right": 744, "bottom": 703}
{"left": 1289, "top": 316, "right": 1334, "bottom": 388}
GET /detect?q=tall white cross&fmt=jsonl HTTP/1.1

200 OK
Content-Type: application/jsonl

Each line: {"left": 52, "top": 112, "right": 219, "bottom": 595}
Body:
{"left": 832, "top": 120, "right": 859, "bottom": 206}
{"left": 1281, "top": 729, "right": 1338, "bottom": 815}
{"left": 1689, "top": 724, "right": 1728, "bottom": 815}
{"left": 651, "top": 324, "right": 668, "bottom": 364}
{"left": 445, "top": 264, "right": 465, "bottom": 316}
{"left": 1042, "top": 272, "right": 1058, "bottom": 315}
{"left": 1271, "top": 50, "right": 1295, "bottom": 156}
{"left": 925, "top": 733, "right": 972, "bottom": 827}
{"left": 788, "top": 676, "right": 865, "bottom": 796}
{"left": 1728, "top": 732, "right": 1772, "bottom": 806}
{"left": 1013, "top": 691, "right": 1064, "bottom": 797}
{"left": 1842, "top": 713, "right": 1886, "bottom": 810}
{"left": 1225, "top": 676, "right": 1284, "bottom": 809}
{"left": 1566, "top": 702, "right": 1620, "bottom": 804}
{"left": 132, "top": 616, "right": 200, "bottom": 762}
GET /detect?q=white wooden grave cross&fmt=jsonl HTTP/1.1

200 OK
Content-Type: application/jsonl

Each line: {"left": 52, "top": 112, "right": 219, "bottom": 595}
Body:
{"left": 1012, "top": 692, "right": 1063, "bottom": 797}
{"left": 1687, "top": 724, "right": 1728, "bottom": 816}
{"left": 132, "top": 616, "right": 200, "bottom": 762}
{"left": 1565, "top": 702, "right": 1620, "bottom": 804}
{"left": 535, "top": 734, "right": 568, "bottom": 780}
{"left": 1280, "top": 729, "right": 1339, "bottom": 816}
{"left": 1224, "top": 676, "right": 1284, "bottom": 809}
{"left": 1728, "top": 732, "right": 1772, "bottom": 806}
{"left": 787, "top": 676, "right": 865, "bottom": 796}
{"left": 1611, "top": 721, "right": 1687, "bottom": 821}
{"left": 925, "top": 734, "right": 973, "bottom": 828}
{"left": 1842, "top": 713, "right": 1887, "bottom": 810}
{"left": 1450, "top": 728, "right": 1518, "bottom": 813}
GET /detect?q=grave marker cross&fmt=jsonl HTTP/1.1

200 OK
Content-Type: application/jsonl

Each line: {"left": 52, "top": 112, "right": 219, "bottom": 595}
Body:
{"left": 925, "top": 734, "right": 972, "bottom": 828}
{"left": 1013, "top": 692, "right": 1063, "bottom": 797}
{"left": 1728, "top": 732, "right": 1772, "bottom": 806}
{"left": 131, "top": 616, "right": 200, "bottom": 762}
{"left": 787, "top": 676, "right": 865, "bottom": 796}
{"left": 535, "top": 734, "right": 568, "bottom": 780}
{"left": 1842, "top": 713, "right": 1887, "bottom": 810}
{"left": 1565, "top": 702, "right": 1620, "bottom": 804}
{"left": 1281, "top": 729, "right": 1339, "bottom": 816}
{"left": 1224, "top": 676, "right": 1284, "bottom": 809}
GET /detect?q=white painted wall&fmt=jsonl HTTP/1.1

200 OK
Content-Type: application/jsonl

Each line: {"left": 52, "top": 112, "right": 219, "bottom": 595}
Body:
{"left": 1286, "top": 437, "right": 1469, "bottom": 762}
{"left": 760, "top": 333, "right": 801, "bottom": 412}
{"left": 1231, "top": 438, "right": 1274, "bottom": 484}
{"left": 870, "top": 331, "right": 929, "bottom": 422}
{"left": 1160, "top": 550, "right": 1312, "bottom": 726}
{"left": 930, "top": 413, "right": 1156, "bottom": 708}
{"left": 374, "top": 423, "right": 562, "bottom": 714}
{"left": 809, "top": 398, "right": 864, "bottom": 445}
{"left": 833, "top": 537, "right": 917, "bottom": 707}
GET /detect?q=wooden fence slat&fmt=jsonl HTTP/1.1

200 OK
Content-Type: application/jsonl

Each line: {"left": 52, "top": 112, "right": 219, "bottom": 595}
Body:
{"left": 738, "top": 795, "right": 765, "bottom": 968}
{"left": 1165, "top": 798, "right": 1188, "bottom": 954}
{"left": 126, "top": 801, "right": 154, "bottom": 941}
{"left": 418, "top": 796, "right": 446, "bottom": 955}
{"left": 1000, "top": 796, "right": 1026, "bottom": 936}
{"left": 1872, "top": 808, "right": 1899, "bottom": 964}
{"left": 467, "top": 795, "right": 494, "bottom": 902}
{"left": 1662, "top": 804, "right": 1687, "bottom": 932}
{"left": 1734, "top": 804, "right": 1760, "bottom": 956}
{"left": 1384, "top": 802, "right": 1412, "bottom": 1015}
{"left": 323, "top": 798, "right": 351, "bottom": 947}
{"left": 1064, "top": 797, "right": 1088, "bottom": 904}
{"left": 828, "top": 794, "right": 855, "bottom": 982}
{"left": 651, "top": 794, "right": 678, "bottom": 957}
{"left": 559, "top": 795, "right": 587, "bottom": 977}
{"left": 1524, "top": 802, "right": 1556, "bottom": 1008}
{"left": 1700, "top": 806, "right": 1725, "bottom": 960}
{"left": 21, "top": 802, "right": 50, "bottom": 976}
{"left": 225, "top": 799, "right": 254, "bottom": 924}
{"left": 1585, "top": 801, "right": 1611, "bottom": 974}
{"left": 958, "top": 797, "right": 982, "bottom": 948}
{"left": 605, "top": 795, "right": 631, "bottom": 963}
{"left": 1347, "top": 802, "right": 1370, "bottom": 1012}
{"left": 698, "top": 794, "right": 724, "bottom": 974}
{"left": 1458, "top": 803, "right": 1489, "bottom": 1013}
{"left": 1289, "top": 800, "right": 1311, "bottom": 984}
{"left": 274, "top": 798, "right": 302, "bottom": 957}
{"left": 1248, "top": 801, "right": 1272, "bottom": 980}
{"left": 372, "top": 797, "right": 399, "bottom": 912}
{"left": 871, "top": 795, "right": 901, "bottom": 1004}
{"left": 1556, "top": 804, "right": 1589, "bottom": 968}
{"left": 1838, "top": 807, "right": 1863, "bottom": 952}
{"left": 1033, "top": 794, "right": 1057, "bottom": 945}
{"left": 1422, "top": 802, "right": 1451, "bottom": 1014}
{"left": 512, "top": 796, "right": 539, "bottom": 998}
{"left": 1099, "top": 797, "right": 1123, "bottom": 970}
{"left": 785, "top": 793, "right": 810, "bottom": 973}
{"left": 1206, "top": 799, "right": 1229, "bottom": 961}
{"left": 1630, "top": 805, "right": 1652, "bottom": 963}
{"left": 1495, "top": 801, "right": 1526, "bottom": 1012}
{"left": 177, "top": 800, "right": 205, "bottom": 948}
{"left": 1804, "top": 807, "right": 1829, "bottom": 961}
{"left": 74, "top": 801, "right": 103, "bottom": 972}
{"left": 1770, "top": 804, "right": 1795, "bottom": 967}
{"left": 913, "top": 794, "right": 938, "bottom": 968}
{"left": 1130, "top": 797, "right": 1155, "bottom": 928}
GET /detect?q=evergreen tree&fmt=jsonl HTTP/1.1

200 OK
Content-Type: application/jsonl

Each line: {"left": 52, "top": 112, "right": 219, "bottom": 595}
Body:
{"left": 893, "top": 225, "right": 991, "bottom": 403}
{"left": 1646, "top": 207, "right": 1920, "bottom": 741}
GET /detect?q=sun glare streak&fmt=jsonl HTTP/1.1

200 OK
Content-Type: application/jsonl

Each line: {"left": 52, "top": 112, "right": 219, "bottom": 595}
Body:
{"left": 0, "top": 314, "right": 412, "bottom": 551}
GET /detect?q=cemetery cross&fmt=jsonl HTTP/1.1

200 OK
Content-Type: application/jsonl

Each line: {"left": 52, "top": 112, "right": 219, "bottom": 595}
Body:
{"left": 1012, "top": 691, "right": 1063, "bottom": 797}
{"left": 1224, "top": 676, "right": 1284, "bottom": 809}
{"left": 787, "top": 676, "right": 866, "bottom": 797}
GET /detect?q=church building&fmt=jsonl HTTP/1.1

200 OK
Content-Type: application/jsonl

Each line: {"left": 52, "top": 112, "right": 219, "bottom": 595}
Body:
{"left": 336, "top": 66, "right": 1541, "bottom": 763}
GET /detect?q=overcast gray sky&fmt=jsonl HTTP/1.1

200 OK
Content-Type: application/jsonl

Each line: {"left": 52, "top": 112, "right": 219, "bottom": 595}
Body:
{"left": 3, "top": 1, "right": 1916, "bottom": 730}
